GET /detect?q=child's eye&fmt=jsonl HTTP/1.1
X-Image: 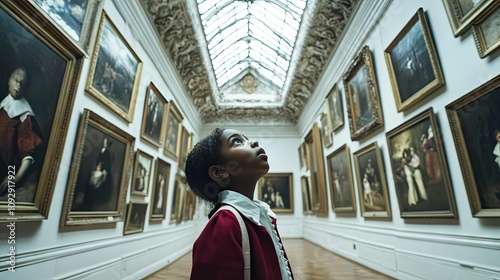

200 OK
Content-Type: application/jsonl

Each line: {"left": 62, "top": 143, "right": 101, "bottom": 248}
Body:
{"left": 232, "top": 138, "right": 242, "bottom": 145}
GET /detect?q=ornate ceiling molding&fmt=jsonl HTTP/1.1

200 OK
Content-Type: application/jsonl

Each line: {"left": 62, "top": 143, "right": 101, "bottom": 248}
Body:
{"left": 140, "top": 0, "right": 359, "bottom": 124}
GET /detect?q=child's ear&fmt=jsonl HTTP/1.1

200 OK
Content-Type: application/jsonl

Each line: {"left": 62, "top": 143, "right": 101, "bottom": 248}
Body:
{"left": 208, "top": 165, "right": 229, "bottom": 182}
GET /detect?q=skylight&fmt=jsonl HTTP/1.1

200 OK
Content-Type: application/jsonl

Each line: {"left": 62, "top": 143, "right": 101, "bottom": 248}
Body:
{"left": 196, "top": 0, "right": 307, "bottom": 90}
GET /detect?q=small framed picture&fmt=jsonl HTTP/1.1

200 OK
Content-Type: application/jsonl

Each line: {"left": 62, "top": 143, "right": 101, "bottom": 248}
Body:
{"left": 149, "top": 158, "right": 171, "bottom": 222}
{"left": 141, "top": 82, "right": 168, "bottom": 148}
{"left": 386, "top": 108, "right": 457, "bottom": 218}
{"left": 343, "top": 45, "right": 384, "bottom": 141}
{"left": 353, "top": 142, "right": 392, "bottom": 219}
{"left": 123, "top": 201, "right": 148, "bottom": 235}
{"left": 384, "top": 8, "right": 445, "bottom": 112}
{"left": 86, "top": 12, "right": 143, "bottom": 123}
{"left": 170, "top": 174, "right": 186, "bottom": 224}
{"left": 164, "top": 101, "right": 183, "bottom": 160}
{"left": 60, "top": 109, "right": 135, "bottom": 229}
{"left": 446, "top": 75, "right": 500, "bottom": 217}
{"left": 321, "top": 112, "right": 333, "bottom": 148}
{"left": 301, "top": 176, "right": 313, "bottom": 214}
{"left": 325, "top": 83, "right": 344, "bottom": 133}
{"left": 258, "top": 173, "right": 294, "bottom": 213}
{"left": 178, "top": 127, "right": 192, "bottom": 171}
{"left": 326, "top": 144, "right": 356, "bottom": 213}
{"left": 442, "top": 0, "right": 496, "bottom": 36}
{"left": 472, "top": 2, "right": 500, "bottom": 58}
{"left": 130, "top": 150, "right": 154, "bottom": 197}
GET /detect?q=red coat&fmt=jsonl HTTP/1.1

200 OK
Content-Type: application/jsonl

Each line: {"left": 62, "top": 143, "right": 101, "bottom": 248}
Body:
{"left": 191, "top": 207, "right": 292, "bottom": 280}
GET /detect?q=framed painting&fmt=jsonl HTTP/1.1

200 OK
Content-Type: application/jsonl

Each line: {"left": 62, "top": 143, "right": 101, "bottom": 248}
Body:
{"left": 298, "top": 145, "right": 304, "bottom": 169}
{"left": 384, "top": 8, "right": 445, "bottom": 112}
{"left": 178, "top": 127, "right": 192, "bottom": 171}
{"left": 305, "top": 124, "right": 328, "bottom": 215}
{"left": 170, "top": 174, "right": 185, "bottom": 224}
{"left": 182, "top": 189, "right": 197, "bottom": 221}
{"left": 130, "top": 149, "right": 153, "bottom": 197}
{"left": 446, "top": 75, "right": 500, "bottom": 217}
{"left": 123, "top": 201, "right": 148, "bottom": 235}
{"left": 141, "top": 82, "right": 168, "bottom": 148}
{"left": 0, "top": 1, "right": 84, "bottom": 222}
{"left": 321, "top": 113, "right": 333, "bottom": 148}
{"left": 326, "top": 144, "right": 356, "bottom": 213}
{"left": 353, "top": 142, "right": 392, "bottom": 219}
{"left": 325, "top": 83, "right": 344, "bottom": 133}
{"left": 30, "top": 0, "right": 104, "bottom": 53}
{"left": 301, "top": 176, "right": 313, "bottom": 214}
{"left": 60, "top": 109, "right": 135, "bottom": 229}
{"left": 86, "top": 12, "right": 143, "bottom": 123}
{"left": 386, "top": 108, "right": 457, "bottom": 218}
{"left": 343, "top": 45, "right": 384, "bottom": 141}
{"left": 258, "top": 173, "right": 294, "bottom": 213}
{"left": 149, "top": 158, "right": 171, "bottom": 222}
{"left": 472, "top": 2, "right": 500, "bottom": 58}
{"left": 164, "top": 101, "right": 183, "bottom": 160}
{"left": 442, "top": 0, "right": 496, "bottom": 36}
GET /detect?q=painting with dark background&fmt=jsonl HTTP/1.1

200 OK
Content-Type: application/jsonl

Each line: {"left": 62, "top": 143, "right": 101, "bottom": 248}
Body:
{"left": 260, "top": 174, "right": 292, "bottom": 211}
{"left": 151, "top": 159, "right": 170, "bottom": 218}
{"left": 0, "top": 7, "right": 65, "bottom": 203}
{"left": 327, "top": 146, "right": 354, "bottom": 210}
{"left": 356, "top": 148, "right": 386, "bottom": 212}
{"left": 348, "top": 65, "right": 371, "bottom": 130}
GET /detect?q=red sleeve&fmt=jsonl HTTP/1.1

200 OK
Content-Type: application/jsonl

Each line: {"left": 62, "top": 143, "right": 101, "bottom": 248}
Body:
{"left": 190, "top": 210, "right": 244, "bottom": 280}
{"left": 17, "top": 116, "right": 42, "bottom": 159}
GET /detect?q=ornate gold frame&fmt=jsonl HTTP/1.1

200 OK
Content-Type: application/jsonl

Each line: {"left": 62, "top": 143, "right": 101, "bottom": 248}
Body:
{"left": 130, "top": 149, "right": 154, "bottom": 197}
{"left": 320, "top": 113, "right": 333, "bottom": 148}
{"left": 442, "top": 0, "right": 496, "bottom": 37}
{"left": 325, "top": 83, "right": 344, "bottom": 133}
{"left": 472, "top": 2, "right": 500, "bottom": 58}
{"left": 163, "top": 101, "right": 184, "bottom": 160}
{"left": 149, "top": 158, "right": 171, "bottom": 222}
{"left": 258, "top": 173, "right": 294, "bottom": 214}
{"left": 123, "top": 201, "right": 148, "bottom": 235}
{"left": 305, "top": 124, "right": 328, "bottom": 216}
{"left": 140, "top": 82, "right": 168, "bottom": 148}
{"left": 326, "top": 144, "right": 356, "bottom": 213}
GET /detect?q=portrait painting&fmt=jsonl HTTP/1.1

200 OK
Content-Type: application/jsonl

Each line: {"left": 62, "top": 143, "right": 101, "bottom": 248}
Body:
{"left": 258, "top": 173, "right": 294, "bottom": 213}
{"left": 31, "top": 0, "right": 104, "bottom": 52}
{"left": 384, "top": 8, "right": 445, "bottom": 112}
{"left": 86, "top": 12, "right": 143, "bottom": 123}
{"left": 123, "top": 202, "right": 148, "bottom": 235}
{"left": 446, "top": 75, "right": 500, "bottom": 217}
{"left": 343, "top": 46, "right": 383, "bottom": 141}
{"left": 321, "top": 113, "right": 333, "bottom": 148}
{"left": 164, "top": 101, "right": 183, "bottom": 160}
{"left": 178, "top": 127, "right": 192, "bottom": 171}
{"left": 305, "top": 124, "right": 328, "bottom": 215}
{"left": 149, "top": 158, "right": 170, "bottom": 222}
{"left": 325, "top": 83, "right": 344, "bottom": 133}
{"left": 386, "top": 108, "right": 457, "bottom": 218}
{"left": 170, "top": 174, "right": 185, "bottom": 223}
{"left": 0, "top": 2, "right": 83, "bottom": 222}
{"left": 353, "top": 142, "right": 392, "bottom": 219}
{"left": 301, "top": 176, "right": 313, "bottom": 214}
{"left": 472, "top": 2, "right": 500, "bottom": 58}
{"left": 141, "top": 82, "right": 167, "bottom": 148}
{"left": 442, "top": 0, "right": 496, "bottom": 36}
{"left": 130, "top": 149, "right": 153, "bottom": 197}
{"left": 326, "top": 144, "right": 356, "bottom": 213}
{"left": 61, "top": 109, "right": 135, "bottom": 228}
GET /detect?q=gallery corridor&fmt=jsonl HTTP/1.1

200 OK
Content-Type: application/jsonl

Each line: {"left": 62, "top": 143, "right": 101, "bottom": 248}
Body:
{"left": 144, "top": 239, "right": 391, "bottom": 280}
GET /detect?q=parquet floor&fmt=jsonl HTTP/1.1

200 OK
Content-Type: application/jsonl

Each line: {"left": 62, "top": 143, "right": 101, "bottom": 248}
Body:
{"left": 144, "top": 238, "right": 392, "bottom": 280}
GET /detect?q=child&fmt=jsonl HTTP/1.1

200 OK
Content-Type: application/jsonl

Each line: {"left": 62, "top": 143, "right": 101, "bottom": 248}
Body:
{"left": 185, "top": 128, "right": 293, "bottom": 280}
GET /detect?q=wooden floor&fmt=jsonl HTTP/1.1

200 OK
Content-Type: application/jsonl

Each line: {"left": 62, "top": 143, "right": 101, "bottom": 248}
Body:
{"left": 144, "top": 238, "right": 392, "bottom": 280}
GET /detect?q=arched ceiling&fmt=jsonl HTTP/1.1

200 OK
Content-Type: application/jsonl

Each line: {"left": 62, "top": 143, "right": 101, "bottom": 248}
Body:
{"left": 139, "top": 0, "right": 359, "bottom": 124}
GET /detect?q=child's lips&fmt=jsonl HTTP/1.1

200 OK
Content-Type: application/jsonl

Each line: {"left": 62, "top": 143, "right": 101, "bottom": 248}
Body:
{"left": 257, "top": 148, "right": 268, "bottom": 160}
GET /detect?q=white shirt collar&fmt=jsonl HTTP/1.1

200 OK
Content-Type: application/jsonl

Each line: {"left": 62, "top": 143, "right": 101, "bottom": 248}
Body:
{"left": 218, "top": 190, "right": 277, "bottom": 226}
{"left": 0, "top": 94, "right": 35, "bottom": 122}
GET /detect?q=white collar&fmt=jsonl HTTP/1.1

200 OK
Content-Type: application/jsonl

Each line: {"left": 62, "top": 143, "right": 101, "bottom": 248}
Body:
{"left": 0, "top": 95, "right": 35, "bottom": 122}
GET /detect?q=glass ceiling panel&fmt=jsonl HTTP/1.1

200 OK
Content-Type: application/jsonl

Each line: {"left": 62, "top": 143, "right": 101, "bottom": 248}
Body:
{"left": 197, "top": 0, "right": 307, "bottom": 89}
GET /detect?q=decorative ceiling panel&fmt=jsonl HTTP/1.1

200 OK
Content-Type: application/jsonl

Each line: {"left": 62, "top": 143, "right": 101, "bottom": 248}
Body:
{"left": 140, "top": 0, "right": 359, "bottom": 124}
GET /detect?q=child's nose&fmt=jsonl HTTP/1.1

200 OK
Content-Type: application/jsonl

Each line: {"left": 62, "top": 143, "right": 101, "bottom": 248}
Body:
{"left": 250, "top": 140, "right": 259, "bottom": 147}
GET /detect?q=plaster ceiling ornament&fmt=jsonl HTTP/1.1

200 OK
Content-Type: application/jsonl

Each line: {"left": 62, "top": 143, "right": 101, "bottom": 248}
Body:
{"left": 140, "top": 0, "right": 359, "bottom": 124}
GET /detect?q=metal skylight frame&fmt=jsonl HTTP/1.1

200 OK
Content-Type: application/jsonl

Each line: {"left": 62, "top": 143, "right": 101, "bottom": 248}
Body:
{"left": 196, "top": 0, "right": 307, "bottom": 90}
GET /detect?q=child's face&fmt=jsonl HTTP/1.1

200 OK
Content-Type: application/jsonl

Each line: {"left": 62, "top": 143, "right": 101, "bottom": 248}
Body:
{"left": 8, "top": 68, "right": 28, "bottom": 100}
{"left": 218, "top": 129, "right": 269, "bottom": 178}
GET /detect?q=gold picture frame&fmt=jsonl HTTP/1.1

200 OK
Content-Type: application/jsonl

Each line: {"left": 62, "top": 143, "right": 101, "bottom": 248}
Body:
{"left": 149, "top": 158, "right": 171, "bottom": 222}
{"left": 305, "top": 124, "right": 328, "bottom": 215}
{"left": 353, "top": 142, "right": 392, "bottom": 219}
{"left": 258, "top": 173, "right": 294, "bottom": 214}
{"left": 384, "top": 8, "right": 445, "bottom": 112}
{"left": 326, "top": 144, "right": 356, "bottom": 213}
{"left": 178, "top": 127, "right": 193, "bottom": 171}
{"left": 301, "top": 176, "right": 313, "bottom": 215}
{"left": 386, "top": 108, "right": 457, "bottom": 218}
{"left": 0, "top": 1, "right": 84, "bottom": 222}
{"left": 343, "top": 45, "right": 384, "bottom": 141}
{"left": 140, "top": 82, "right": 168, "bottom": 148}
{"left": 123, "top": 201, "right": 148, "bottom": 235}
{"left": 472, "top": 2, "right": 500, "bottom": 58}
{"left": 442, "top": 0, "right": 496, "bottom": 37}
{"left": 163, "top": 101, "right": 184, "bottom": 160}
{"left": 60, "top": 109, "right": 135, "bottom": 229}
{"left": 85, "top": 11, "right": 143, "bottom": 123}
{"left": 170, "top": 174, "right": 185, "bottom": 224}
{"left": 446, "top": 75, "right": 500, "bottom": 217}
{"left": 321, "top": 112, "right": 333, "bottom": 148}
{"left": 325, "top": 83, "right": 344, "bottom": 133}
{"left": 130, "top": 149, "right": 154, "bottom": 197}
